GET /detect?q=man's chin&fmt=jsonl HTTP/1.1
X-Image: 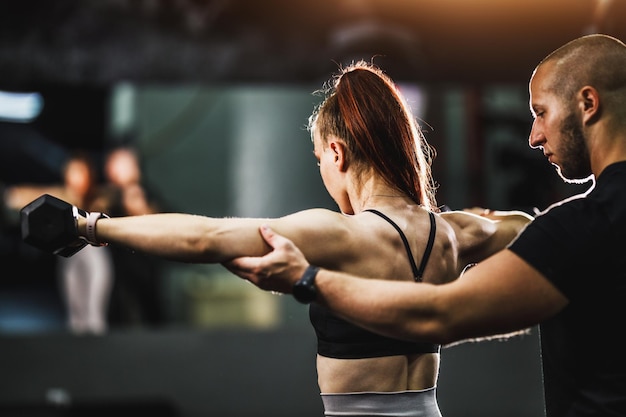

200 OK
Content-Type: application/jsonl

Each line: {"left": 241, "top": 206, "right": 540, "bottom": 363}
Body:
{"left": 559, "top": 171, "right": 594, "bottom": 184}
{"left": 555, "top": 166, "right": 593, "bottom": 184}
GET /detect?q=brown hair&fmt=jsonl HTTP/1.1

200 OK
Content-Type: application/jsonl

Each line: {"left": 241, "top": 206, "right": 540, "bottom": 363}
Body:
{"left": 308, "top": 60, "right": 438, "bottom": 211}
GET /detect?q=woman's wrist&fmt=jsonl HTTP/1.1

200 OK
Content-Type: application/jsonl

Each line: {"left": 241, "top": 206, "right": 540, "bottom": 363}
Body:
{"left": 77, "top": 212, "right": 109, "bottom": 246}
{"left": 86, "top": 212, "right": 109, "bottom": 246}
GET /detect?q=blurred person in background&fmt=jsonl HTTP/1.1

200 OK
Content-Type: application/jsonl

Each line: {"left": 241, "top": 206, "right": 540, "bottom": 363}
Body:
{"left": 101, "top": 145, "right": 166, "bottom": 328}
{"left": 5, "top": 151, "right": 115, "bottom": 334}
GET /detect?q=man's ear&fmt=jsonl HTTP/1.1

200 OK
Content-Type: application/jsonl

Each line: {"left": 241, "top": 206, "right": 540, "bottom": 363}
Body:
{"left": 580, "top": 86, "right": 600, "bottom": 125}
{"left": 329, "top": 140, "right": 348, "bottom": 172}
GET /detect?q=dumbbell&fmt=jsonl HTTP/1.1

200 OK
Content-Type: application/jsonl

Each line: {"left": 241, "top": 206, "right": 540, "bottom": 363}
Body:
{"left": 20, "top": 194, "right": 89, "bottom": 257}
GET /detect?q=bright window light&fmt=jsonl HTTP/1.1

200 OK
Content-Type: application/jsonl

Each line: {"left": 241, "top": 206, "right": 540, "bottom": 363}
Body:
{"left": 0, "top": 91, "right": 44, "bottom": 122}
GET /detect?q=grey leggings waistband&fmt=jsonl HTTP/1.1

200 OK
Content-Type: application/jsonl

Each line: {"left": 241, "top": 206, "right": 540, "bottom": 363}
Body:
{"left": 321, "top": 387, "right": 442, "bottom": 417}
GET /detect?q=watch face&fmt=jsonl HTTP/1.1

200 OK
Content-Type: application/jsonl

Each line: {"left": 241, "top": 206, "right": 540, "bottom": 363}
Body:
{"left": 293, "top": 265, "right": 319, "bottom": 304}
{"left": 293, "top": 281, "right": 316, "bottom": 304}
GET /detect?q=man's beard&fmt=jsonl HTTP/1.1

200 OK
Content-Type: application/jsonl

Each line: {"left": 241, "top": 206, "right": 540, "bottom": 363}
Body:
{"left": 554, "top": 113, "right": 593, "bottom": 184}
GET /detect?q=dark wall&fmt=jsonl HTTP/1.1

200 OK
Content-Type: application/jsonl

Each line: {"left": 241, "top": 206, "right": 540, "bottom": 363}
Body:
{"left": 1, "top": 0, "right": 625, "bottom": 88}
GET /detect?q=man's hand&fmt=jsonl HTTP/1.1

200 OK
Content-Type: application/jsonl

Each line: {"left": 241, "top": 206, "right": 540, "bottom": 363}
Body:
{"left": 223, "top": 224, "right": 310, "bottom": 294}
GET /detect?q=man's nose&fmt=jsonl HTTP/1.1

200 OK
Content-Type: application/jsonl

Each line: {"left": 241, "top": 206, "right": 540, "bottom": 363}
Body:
{"left": 528, "top": 124, "right": 545, "bottom": 149}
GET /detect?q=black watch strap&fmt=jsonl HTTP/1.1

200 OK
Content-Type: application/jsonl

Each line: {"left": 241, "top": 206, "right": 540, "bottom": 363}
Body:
{"left": 292, "top": 265, "right": 320, "bottom": 304}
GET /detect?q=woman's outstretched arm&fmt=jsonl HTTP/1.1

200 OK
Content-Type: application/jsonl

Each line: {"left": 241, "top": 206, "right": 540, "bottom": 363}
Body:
{"left": 75, "top": 208, "right": 351, "bottom": 265}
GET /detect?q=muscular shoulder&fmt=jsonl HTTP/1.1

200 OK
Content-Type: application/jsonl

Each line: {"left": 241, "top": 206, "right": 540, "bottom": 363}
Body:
{"left": 270, "top": 208, "right": 362, "bottom": 268}
{"left": 440, "top": 210, "right": 532, "bottom": 268}
{"left": 275, "top": 208, "right": 354, "bottom": 239}
{"left": 440, "top": 211, "right": 497, "bottom": 247}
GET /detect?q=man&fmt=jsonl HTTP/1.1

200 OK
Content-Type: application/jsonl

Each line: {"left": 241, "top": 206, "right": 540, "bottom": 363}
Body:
{"left": 226, "top": 34, "right": 626, "bottom": 417}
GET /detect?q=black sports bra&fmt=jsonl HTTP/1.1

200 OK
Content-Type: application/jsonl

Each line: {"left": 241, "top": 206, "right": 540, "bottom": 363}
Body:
{"left": 309, "top": 209, "right": 440, "bottom": 359}
{"left": 364, "top": 209, "right": 436, "bottom": 281}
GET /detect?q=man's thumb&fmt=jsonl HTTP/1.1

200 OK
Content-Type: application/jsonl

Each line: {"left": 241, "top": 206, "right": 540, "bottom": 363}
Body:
{"left": 259, "top": 224, "right": 277, "bottom": 248}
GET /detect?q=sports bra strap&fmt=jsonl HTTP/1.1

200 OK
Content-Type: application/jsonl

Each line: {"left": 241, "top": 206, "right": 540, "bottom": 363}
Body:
{"left": 419, "top": 212, "right": 436, "bottom": 280}
{"left": 364, "top": 209, "right": 436, "bottom": 282}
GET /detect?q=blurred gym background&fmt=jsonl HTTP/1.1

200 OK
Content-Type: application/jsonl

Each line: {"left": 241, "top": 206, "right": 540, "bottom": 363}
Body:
{"left": 0, "top": 1, "right": 624, "bottom": 416}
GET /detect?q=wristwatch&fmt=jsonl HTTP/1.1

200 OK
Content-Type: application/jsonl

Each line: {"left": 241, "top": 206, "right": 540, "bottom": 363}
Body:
{"left": 84, "top": 212, "right": 110, "bottom": 246}
{"left": 292, "top": 265, "right": 320, "bottom": 304}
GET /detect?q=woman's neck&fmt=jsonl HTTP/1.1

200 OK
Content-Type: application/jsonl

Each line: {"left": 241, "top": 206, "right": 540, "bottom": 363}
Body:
{"left": 352, "top": 179, "right": 414, "bottom": 213}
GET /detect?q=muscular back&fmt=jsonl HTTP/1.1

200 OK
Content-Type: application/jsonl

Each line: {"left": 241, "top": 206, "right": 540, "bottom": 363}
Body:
{"left": 310, "top": 207, "right": 530, "bottom": 394}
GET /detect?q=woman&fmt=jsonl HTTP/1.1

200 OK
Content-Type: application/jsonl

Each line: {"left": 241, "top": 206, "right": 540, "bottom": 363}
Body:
{"left": 69, "top": 61, "right": 530, "bottom": 416}
{"left": 58, "top": 151, "right": 116, "bottom": 334}
{"left": 6, "top": 151, "right": 116, "bottom": 334}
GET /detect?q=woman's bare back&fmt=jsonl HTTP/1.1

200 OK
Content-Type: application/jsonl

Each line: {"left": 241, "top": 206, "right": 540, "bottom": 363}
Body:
{"left": 314, "top": 206, "right": 531, "bottom": 393}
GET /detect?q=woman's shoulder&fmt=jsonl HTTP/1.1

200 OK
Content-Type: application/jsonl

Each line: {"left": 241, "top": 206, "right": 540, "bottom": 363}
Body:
{"left": 439, "top": 208, "right": 533, "bottom": 265}
{"left": 440, "top": 209, "right": 496, "bottom": 242}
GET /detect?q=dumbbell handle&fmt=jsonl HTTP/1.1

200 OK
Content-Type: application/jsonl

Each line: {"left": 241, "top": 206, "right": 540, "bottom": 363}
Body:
{"left": 55, "top": 205, "right": 89, "bottom": 257}
{"left": 57, "top": 208, "right": 109, "bottom": 255}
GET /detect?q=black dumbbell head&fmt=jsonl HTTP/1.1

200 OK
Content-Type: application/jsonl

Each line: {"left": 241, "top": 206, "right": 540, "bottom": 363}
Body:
{"left": 20, "top": 194, "right": 83, "bottom": 255}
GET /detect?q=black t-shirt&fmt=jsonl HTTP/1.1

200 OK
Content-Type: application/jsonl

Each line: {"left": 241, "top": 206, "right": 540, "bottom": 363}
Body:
{"left": 509, "top": 161, "right": 626, "bottom": 417}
